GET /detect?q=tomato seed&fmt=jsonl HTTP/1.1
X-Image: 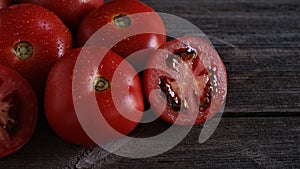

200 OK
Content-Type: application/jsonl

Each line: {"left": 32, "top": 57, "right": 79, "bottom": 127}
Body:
{"left": 159, "top": 77, "right": 181, "bottom": 112}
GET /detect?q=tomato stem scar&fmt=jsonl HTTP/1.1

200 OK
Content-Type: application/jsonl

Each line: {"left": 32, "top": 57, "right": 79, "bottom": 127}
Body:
{"left": 113, "top": 14, "right": 132, "bottom": 29}
{"left": 93, "top": 76, "right": 110, "bottom": 92}
{"left": 12, "top": 41, "right": 33, "bottom": 61}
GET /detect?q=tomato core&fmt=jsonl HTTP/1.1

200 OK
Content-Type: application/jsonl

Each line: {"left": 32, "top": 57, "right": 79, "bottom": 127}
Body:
{"left": 160, "top": 47, "right": 212, "bottom": 113}
{"left": 93, "top": 76, "right": 110, "bottom": 92}
{"left": 12, "top": 41, "right": 33, "bottom": 61}
{"left": 113, "top": 14, "right": 132, "bottom": 29}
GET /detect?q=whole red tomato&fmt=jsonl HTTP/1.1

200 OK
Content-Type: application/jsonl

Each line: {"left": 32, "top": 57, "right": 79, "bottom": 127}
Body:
{"left": 143, "top": 36, "right": 227, "bottom": 125}
{"left": 0, "top": 0, "right": 13, "bottom": 9}
{"left": 0, "top": 4, "right": 73, "bottom": 98}
{"left": 44, "top": 47, "right": 144, "bottom": 146}
{"left": 18, "top": 0, "right": 104, "bottom": 32}
{"left": 0, "top": 64, "right": 38, "bottom": 158}
{"left": 76, "top": 0, "right": 166, "bottom": 58}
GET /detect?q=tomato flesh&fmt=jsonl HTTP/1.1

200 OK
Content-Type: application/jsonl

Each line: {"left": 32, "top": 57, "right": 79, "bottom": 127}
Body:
{"left": 144, "top": 36, "right": 227, "bottom": 125}
{"left": 0, "top": 65, "right": 38, "bottom": 158}
{"left": 0, "top": 92, "right": 18, "bottom": 133}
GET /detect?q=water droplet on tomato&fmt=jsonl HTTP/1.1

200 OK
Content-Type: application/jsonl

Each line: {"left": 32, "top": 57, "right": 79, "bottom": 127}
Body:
{"left": 13, "top": 32, "right": 19, "bottom": 36}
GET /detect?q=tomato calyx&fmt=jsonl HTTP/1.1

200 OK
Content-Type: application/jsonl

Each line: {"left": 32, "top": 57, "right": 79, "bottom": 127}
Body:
{"left": 0, "top": 92, "right": 18, "bottom": 135}
{"left": 113, "top": 14, "right": 132, "bottom": 29}
{"left": 93, "top": 76, "right": 110, "bottom": 92}
{"left": 12, "top": 41, "right": 33, "bottom": 61}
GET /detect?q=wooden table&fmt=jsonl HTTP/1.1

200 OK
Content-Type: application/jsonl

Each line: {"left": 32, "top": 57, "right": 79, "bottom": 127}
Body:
{"left": 1, "top": 0, "right": 299, "bottom": 168}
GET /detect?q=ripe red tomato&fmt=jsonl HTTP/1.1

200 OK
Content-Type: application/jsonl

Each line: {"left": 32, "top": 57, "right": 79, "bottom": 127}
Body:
{"left": 0, "top": 64, "right": 38, "bottom": 158}
{"left": 18, "top": 0, "right": 104, "bottom": 32}
{"left": 143, "top": 36, "right": 227, "bottom": 125}
{"left": 0, "top": 4, "right": 73, "bottom": 98}
{"left": 0, "top": 0, "right": 12, "bottom": 9}
{"left": 76, "top": 0, "right": 166, "bottom": 58}
{"left": 44, "top": 47, "right": 144, "bottom": 146}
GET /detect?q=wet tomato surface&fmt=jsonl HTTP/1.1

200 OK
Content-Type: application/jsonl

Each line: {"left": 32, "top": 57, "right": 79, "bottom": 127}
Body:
{"left": 76, "top": 0, "right": 166, "bottom": 58}
{"left": 18, "top": 0, "right": 104, "bottom": 32}
{"left": 44, "top": 47, "right": 144, "bottom": 146}
{"left": 0, "top": 4, "right": 73, "bottom": 97}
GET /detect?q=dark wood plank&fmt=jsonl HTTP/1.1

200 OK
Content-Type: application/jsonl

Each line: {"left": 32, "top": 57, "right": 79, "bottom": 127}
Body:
{"left": 2, "top": 117, "right": 298, "bottom": 169}
{"left": 141, "top": 0, "right": 300, "bottom": 115}
{"left": 0, "top": 121, "right": 84, "bottom": 169}
{"left": 1, "top": 0, "right": 299, "bottom": 168}
{"left": 223, "top": 47, "right": 300, "bottom": 114}
{"left": 74, "top": 117, "right": 300, "bottom": 169}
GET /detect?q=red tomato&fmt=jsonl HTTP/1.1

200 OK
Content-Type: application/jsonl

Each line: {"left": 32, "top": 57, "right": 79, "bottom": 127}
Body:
{"left": 0, "top": 64, "right": 38, "bottom": 158}
{"left": 76, "top": 0, "right": 166, "bottom": 58}
{"left": 44, "top": 47, "right": 144, "bottom": 146}
{"left": 18, "top": 0, "right": 104, "bottom": 32}
{"left": 0, "top": 0, "right": 12, "bottom": 9}
{"left": 0, "top": 4, "right": 73, "bottom": 98}
{"left": 143, "top": 36, "right": 227, "bottom": 125}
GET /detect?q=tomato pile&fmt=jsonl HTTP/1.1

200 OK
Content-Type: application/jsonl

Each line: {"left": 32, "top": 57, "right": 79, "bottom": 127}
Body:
{"left": 0, "top": 0, "right": 227, "bottom": 158}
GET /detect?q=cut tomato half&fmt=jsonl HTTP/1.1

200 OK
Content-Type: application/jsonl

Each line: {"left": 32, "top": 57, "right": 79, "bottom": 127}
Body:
{"left": 0, "top": 64, "right": 38, "bottom": 158}
{"left": 144, "top": 36, "right": 227, "bottom": 125}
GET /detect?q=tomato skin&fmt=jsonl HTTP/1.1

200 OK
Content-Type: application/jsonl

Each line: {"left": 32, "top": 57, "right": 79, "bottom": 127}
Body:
{"left": 44, "top": 47, "right": 144, "bottom": 146}
{"left": 144, "top": 36, "right": 227, "bottom": 125}
{"left": 18, "top": 0, "right": 104, "bottom": 32}
{"left": 0, "top": 4, "right": 73, "bottom": 98}
{"left": 44, "top": 49, "right": 93, "bottom": 146}
{"left": 0, "top": 64, "right": 38, "bottom": 158}
{"left": 76, "top": 0, "right": 166, "bottom": 58}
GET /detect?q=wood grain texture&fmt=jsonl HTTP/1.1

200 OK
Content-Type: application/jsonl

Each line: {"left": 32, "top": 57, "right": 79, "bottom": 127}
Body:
{"left": 0, "top": 117, "right": 299, "bottom": 169}
{"left": 0, "top": 0, "right": 299, "bottom": 168}
{"left": 80, "top": 117, "right": 300, "bottom": 169}
{"left": 143, "top": 0, "right": 300, "bottom": 116}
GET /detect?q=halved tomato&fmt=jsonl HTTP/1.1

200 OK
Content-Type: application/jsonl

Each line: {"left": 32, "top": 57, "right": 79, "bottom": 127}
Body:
{"left": 0, "top": 64, "right": 38, "bottom": 158}
{"left": 143, "top": 36, "right": 227, "bottom": 125}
